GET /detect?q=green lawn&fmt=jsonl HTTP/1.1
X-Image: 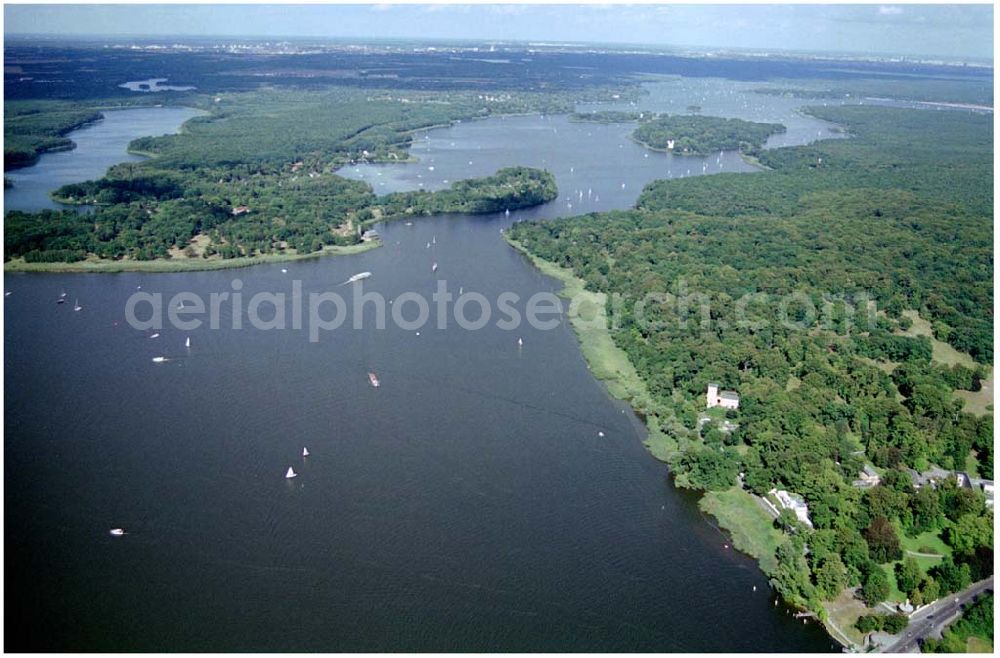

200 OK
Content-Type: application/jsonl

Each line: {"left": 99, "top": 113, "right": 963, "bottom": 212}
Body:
{"left": 699, "top": 486, "right": 786, "bottom": 574}
{"left": 900, "top": 529, "right": 951, "bottom": 557}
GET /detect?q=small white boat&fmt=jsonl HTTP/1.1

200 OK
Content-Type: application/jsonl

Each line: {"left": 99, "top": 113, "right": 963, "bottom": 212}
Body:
{"left": 4, "top": 291, "right": 11, "bottom": 297}
{"left": 60, "top": 290, "right": 67, "bottom": 298}
{"left": 431, "top": 262, "right": 438, "bottom": 273}
{"left": 369, "top": 371, "right": 380, "bottom": 388}
{"left": 302, "top": 447, "right": 310, "bottom": 457}
{"left": 598, "top": 431, "right": 605, "bottom": 437}
{"left": 286, "top": 467, "right": 297, "bottom": 479}
{"left": 281, "top": 268, "right": 288, "bottom": 273}
{"left": 149, "top": 333, "right": 160, "bottom": 339}
{"left": 505, "top": 209, "right": 510, "bottom": 217}
{"left": 432, "top": 236, "right": 436, "bottom": 245}
{"left": 74, "top": 299, "right": 82, "bottom": 312}
{"left": 517, "top": 337, "right": 523, "bottom": 347}
{"left": 426, "top": 242, "right": 431, "bottom": 249}
{"left": 343, "top": 271, "right": 372, "bottom": 285}
{"left": 152, "top": 356, "right": 167, "bottom": 363}
{"left": 109, "top": 528, "right": 126, "bottom": 536}
{"left": 185, "top": 337, "right": 191, "bottom": 348}
{"left": 56, "top": 298, "right": 66, "bottom": 305}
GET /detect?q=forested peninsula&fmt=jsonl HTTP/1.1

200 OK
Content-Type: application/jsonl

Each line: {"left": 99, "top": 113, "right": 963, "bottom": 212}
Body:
{"left": 2, "top": 88, "right": 583, "bottom": 270}
{"left": 509, "top": 103, "right": 993, "bottom": 646}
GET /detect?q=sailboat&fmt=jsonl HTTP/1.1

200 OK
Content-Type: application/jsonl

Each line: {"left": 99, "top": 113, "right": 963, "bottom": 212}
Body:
{"left": 56, "top": 297, "right": 66, "bottom": 305}
{"left": 60, "top": 290, "right": 67, "bottom": 298}
{"left": 73, "top": 299, "right": 82, "bottom": 312}
{"left": 302, "top": 447, "right": 310, "bottom": 458}
{"left": 517, "top": 337, "right": 523, "bottom": 347}
{"left": 109, "top": 528, "right": 126, "bottom": 536}
{"left": 431, "top": 262, "right": 438, "bottom": 273}
{"left": 432, "top": 236, "right": 436, "bottom": 245}
{"left": 185, "top": 337, "right": 191, "bottom": 348}
{"left": 286, "top": 467, "right": 297, "bottom": 479}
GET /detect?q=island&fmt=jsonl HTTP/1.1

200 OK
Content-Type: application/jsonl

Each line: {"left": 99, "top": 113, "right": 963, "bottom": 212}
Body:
{"left": 631, "top": 114, "right": 786, "bottom": 156}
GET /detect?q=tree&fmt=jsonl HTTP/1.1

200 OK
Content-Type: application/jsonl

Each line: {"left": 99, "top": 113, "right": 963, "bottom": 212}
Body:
{"left": 881, "top": 613, "right": 909, "bottom": 635}
{"left": 895, "top": 557, "right": 922, "bottom": 596}
{"left": 814, "top": 554, "right": 849, "bottom": 600}
{"left": 931, "top": 557, "right": 972, "bottom": 595}
{"left": 861, "top": 566, "right": 890, "bottom": 606}
{"left": 907, "top": 486, "right": 942, "bottom": 535}
{"left": 945, "top": 513, "right": 993, "bottom": 556}
{"left": 865, "top": 516, "right": 903, "bottom": 563}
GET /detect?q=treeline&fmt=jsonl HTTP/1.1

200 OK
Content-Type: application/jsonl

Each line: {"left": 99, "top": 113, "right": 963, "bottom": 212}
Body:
{"left": 631, "top": 114, "right": 786, "bottom": 156}
{"left": 372, "top": 167, "right": 557, "bottom": 219}
{"left": 4, "top": 102, "right": 103, "bottom": 169}
{"left": 569, "top": 111, "right": 645, "bottom": 123}
{"left": 508, "top": 102, "right": 993, "bottom": 616}
{"left": 5, "top": 88, "right": 567, "bottom": 264}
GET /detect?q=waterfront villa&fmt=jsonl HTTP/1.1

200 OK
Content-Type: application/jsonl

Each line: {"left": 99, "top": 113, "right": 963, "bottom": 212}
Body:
{"left": 769, "top": 488, "right": 814, "bottom": 529}
{"left": 706, "top": 383, "right": 740, "bottom": 410}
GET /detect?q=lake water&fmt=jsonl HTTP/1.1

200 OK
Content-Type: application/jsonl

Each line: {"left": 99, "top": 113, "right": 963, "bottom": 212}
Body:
{"left": 3, "top": 106, "right": 202, "bottom": 212}
{"left": 4, "top": 82, "right": 838, "bottom": 651}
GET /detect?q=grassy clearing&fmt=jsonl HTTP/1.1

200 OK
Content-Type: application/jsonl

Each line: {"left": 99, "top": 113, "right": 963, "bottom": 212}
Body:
{"left": 900, "top": 529, "right": 951, "bottom": 557}
{"left": 3, "top": 241, "right": 380, "bottom": 273}
{"left": 896, "top": 309, "right": 993, "bottom": 416}
{"left": 955, "top": 369, "right": 993, "bottom": 417}
{"left": 966, "top": 636, "right": 993, "bottom": 652}
{"left": 823, "top": 589, "right": 869, "bottom": 649}
{"left": 698, "top": 486, "right": 786, "bottom": 574}
{"left": 899, "top": 309, "right": 977, "bottom": 368}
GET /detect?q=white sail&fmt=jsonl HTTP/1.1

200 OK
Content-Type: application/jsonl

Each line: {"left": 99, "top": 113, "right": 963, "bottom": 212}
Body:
{"left": 286, "top": 467, "right": 297, "bottom": 479}
{"left": 185, "top": 337, "right": 191, "bottom": 348}
{"left": 302, "top": 447, "right": 310, "bottom": 457}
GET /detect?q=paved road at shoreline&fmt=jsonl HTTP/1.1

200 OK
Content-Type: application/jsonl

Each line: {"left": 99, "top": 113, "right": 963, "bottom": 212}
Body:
{"left": 884, "top": 576, "right": 993, "bottom": 653}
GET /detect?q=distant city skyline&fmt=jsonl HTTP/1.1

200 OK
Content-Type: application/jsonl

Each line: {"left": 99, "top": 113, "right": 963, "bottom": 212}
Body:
{"left": 4, "top": 3, "right": 994, "bottom": 61}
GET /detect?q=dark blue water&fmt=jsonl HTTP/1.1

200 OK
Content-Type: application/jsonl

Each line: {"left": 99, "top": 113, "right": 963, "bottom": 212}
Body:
{"left": 4, "top": 91, "right": 837, "bottom": 652}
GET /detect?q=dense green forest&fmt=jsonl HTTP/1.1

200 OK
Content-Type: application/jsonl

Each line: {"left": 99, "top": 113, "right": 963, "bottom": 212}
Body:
{"left": 4, "top": 102, "right": 103, "bottom": 169}
{"left": 4, "top": 88, "right": 573, "bottom": 264}
{"left": 5, "top": 166, "right": 555, "bottom": 263}
{"left": 509, "top": 104, "right": 993, "bottom": 620}
{"left": 631, "top": 114, "right": 786, "bottom": 156}
{"left": 372, "top": 167, "right": 557, "bottom": 220}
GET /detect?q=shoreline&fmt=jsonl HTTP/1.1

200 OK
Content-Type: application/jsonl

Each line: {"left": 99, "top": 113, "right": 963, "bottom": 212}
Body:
{"left": 504, "top": 234, "right": 849, "bottom": 650}
{"left": 3, "top": 241, "right": 381, "bottom": 274}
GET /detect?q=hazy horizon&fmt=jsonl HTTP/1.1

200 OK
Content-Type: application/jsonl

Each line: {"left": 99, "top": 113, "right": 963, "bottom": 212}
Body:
{"left": 4, "top": 4, "right": 994, "bottom": 62}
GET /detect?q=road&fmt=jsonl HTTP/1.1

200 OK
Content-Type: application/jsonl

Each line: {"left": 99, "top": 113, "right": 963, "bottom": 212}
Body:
{"left": 883, "top": 576, "right": 993, "bottom": 653}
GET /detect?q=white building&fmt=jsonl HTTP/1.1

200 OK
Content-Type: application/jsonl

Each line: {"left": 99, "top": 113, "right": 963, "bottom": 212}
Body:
{"left": 706, "top": 383, "right": 740, "bottom": 410}
{"left": 769, "top": 488, "right": 814, "bottom": 529}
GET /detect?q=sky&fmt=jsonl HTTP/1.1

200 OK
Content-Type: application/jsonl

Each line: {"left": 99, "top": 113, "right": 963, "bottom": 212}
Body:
{"left": 3, "top": 3, "right": 994, "bottom": 61}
